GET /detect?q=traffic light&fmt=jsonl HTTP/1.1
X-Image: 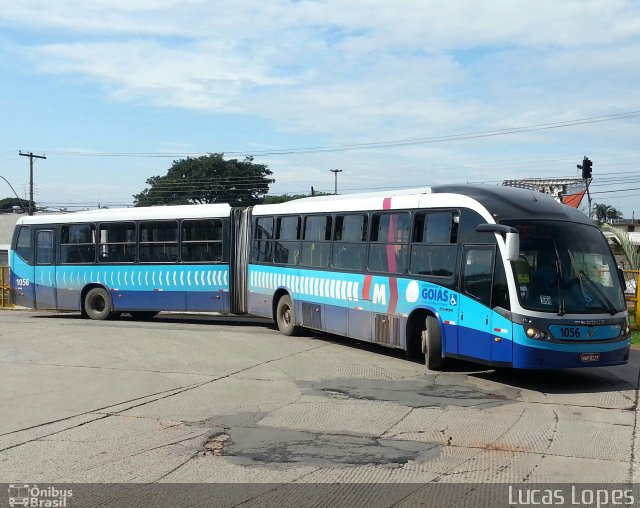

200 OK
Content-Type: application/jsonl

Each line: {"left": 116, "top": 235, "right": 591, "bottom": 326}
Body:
{"left": 577, "top": 156, "right": 592, "bottom": 179}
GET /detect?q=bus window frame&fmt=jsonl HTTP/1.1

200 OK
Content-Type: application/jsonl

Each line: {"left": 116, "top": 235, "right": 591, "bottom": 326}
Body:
{"left": 60, "top": 223, "right": 97, "bottom": 265}
{"left": 98, "top": 221, "right": 137, "bottom": 264}
{"left": 13, "top": 225, "right": 32, "bottom": 264}
{"left": 461, "top": 244, "right": 496, "bottom": 307}
{"left": 331, "top": 212, "right": 369, "bottom": 272}
{"left": 35, "top": 229, "right": 55, "bottom": 266}
{"left": 251, "top": 216, "right": 275, "bottom": 264}
{"left": 408, "top": 209, "right": 460, "bottom": 280}
{"left": 273, "top": 215, "right": 301, "bottom": 266}
{"left": 138, "top": 219, "right": 179, "bottom": 264}
{"left": 181, "top": 218, "right": 224, "bottom": 264}
{"left": 300, "top": 214, "right": 332, "bottom": 269}
{"left": 367, "top": 210, "right": 410, "bottom": 275}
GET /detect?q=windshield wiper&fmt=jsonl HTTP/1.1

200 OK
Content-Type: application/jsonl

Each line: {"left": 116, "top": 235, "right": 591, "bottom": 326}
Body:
{"left": 577, "top": 270, "right": 617, "bottom": 316}
{"left": 555, "top": 260, "right": 565, "bottom": 316}
{"left": 552, "top": 242, "right": 565, "bottom": 316}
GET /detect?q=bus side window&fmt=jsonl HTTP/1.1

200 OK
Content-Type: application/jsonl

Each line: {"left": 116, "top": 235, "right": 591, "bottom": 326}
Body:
{"left": 409, "top": 211, "right": 458, "bottom": 277}
{"left": 368, "top": 212, "right": 410, "bottom": 274}
{"left": 332, "top": 214, "right": 368, "bottom": 271}
{"left": 138, "top": 221, "right": 178, "bottom": 263}
{"left": 274, "top": 216, "right": 300, "bottom": 265}
{"left": 14, "top": 226, "right": 31, "bottom": 263}
{"left": 99, "top": 222, "right": 136, "bottom": 263}
{"left": 492, "top": 258, "right": 511, "bottom": 310}
{"left": 36, "top": 230, "right": 54, "bottom": 265}
{"left": 61, "top": 223, "right": 96, "bottom": 264}
{"left": 182, "top": 219, "right": 223, "bottom": 263}
{"left": 300, "top": 215, "right": 331, "bottom": 268}
{"left": 463, "top": 247, "right": 494, "bottom": 306}
{"left": 252, "top": 217, "right": 273, "bottom": 263}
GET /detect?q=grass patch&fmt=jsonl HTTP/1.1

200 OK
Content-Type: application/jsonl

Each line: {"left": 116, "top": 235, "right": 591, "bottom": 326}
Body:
{"left": 632, "top": 331, "right": 640, "bottom": 346}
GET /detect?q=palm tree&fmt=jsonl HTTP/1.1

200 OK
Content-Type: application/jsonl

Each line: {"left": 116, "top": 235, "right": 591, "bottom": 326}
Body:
{"left": 593, "top": 203, "right": 622, "bottom": 224}
{"left": 601, "top": 224, "right": 640, "bottom": 270}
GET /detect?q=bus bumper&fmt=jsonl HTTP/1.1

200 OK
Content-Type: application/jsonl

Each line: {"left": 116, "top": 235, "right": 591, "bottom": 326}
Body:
{"left": 512, "top": 342, "right": 630, "bottom": 369}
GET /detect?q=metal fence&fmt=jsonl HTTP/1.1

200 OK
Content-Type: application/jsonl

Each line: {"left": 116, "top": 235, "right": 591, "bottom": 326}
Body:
{"left": 623, "top": 269, "right": 640, "bottom": 329}
{"left": 1, "top": 265, "right": 11, "bottom": 308}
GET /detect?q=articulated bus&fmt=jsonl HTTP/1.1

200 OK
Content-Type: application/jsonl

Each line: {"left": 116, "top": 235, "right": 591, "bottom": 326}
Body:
{"left": 10, "top": 185, "right": 631, "bottom": 370}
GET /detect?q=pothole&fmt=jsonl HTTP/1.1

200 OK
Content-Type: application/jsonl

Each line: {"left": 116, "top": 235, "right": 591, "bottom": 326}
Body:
{"left": 203, "top": 433, "right": 230, "bottom": 456}
{"left": 215, "top": 427, "right": 440, "bottom": 466}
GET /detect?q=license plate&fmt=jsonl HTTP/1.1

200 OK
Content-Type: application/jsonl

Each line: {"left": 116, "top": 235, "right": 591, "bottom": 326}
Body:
{"left": 580, "top": 353, "right": 600, "bottom": 363}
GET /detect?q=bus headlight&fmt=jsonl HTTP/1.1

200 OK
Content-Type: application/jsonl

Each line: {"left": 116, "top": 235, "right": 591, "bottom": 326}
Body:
{"left": 525, "top": 327, "right": 547, "bottom": 340}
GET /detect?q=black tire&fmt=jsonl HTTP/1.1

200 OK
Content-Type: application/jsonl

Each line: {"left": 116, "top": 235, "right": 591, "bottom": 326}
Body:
{"left": 84, "top": 287, "right": 113, "bottom": 321}
{"left": 423, "top": 316, "right": 444, "bottom": 371}
{"left": 130, "top": 311, "right": 159, "bottom": 320}
{"left": 276, "top": 295, "right": 300, "bottom": 336}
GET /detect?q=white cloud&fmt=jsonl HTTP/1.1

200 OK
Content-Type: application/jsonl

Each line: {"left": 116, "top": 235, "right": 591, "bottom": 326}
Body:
{"left": 2, "top": 0, "right": 640, "bottom": 214}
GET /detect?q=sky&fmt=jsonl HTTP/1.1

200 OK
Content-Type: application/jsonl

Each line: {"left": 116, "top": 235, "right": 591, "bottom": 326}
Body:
{"left": 1, "top": 0, "right": 640, "bottom": 217}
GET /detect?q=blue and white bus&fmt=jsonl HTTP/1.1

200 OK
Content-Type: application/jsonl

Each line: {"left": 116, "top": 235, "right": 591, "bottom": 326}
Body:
{"left": 11, "top": 204, "right": 232, "bottom": 319}
{"left": 10, "top": 185, "right": 631, "bottom": 370}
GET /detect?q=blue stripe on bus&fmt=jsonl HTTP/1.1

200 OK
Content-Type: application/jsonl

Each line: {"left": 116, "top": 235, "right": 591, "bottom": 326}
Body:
{"left": 10, "top": 257, "right": 230, "bottom": 312}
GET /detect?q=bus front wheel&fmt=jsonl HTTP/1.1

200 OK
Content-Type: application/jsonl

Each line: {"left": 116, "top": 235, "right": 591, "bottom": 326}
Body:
{"left": 276, "top": 295, "right": 300, "bottom": 336}
{"left": 423, "top": 316, "right": 444, "bottom": 371}
{"left": 84, "top": 287, "right": 113, "bottom": 321}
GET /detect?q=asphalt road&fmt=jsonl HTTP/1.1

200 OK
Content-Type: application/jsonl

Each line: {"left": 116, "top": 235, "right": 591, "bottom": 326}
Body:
{"left": 0, "top": 310, "right": 638, "bottom": 487}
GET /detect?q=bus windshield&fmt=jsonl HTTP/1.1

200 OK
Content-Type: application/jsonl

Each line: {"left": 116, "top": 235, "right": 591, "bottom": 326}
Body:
{"left": 507, "top": 220, "right": 626, "bottom": 315}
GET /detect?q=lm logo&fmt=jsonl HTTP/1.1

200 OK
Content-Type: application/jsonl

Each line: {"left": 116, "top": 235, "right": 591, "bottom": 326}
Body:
{"left": 372, "top": 283, "right": 386, "bottom": 305}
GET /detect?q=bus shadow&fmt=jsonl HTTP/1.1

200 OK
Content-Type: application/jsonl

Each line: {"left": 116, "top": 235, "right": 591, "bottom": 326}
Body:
{"left": 32, "top": 312, "right": 273, "bottom": 328}
{"left": 301, "top": 329, "right": 638, "bottom": 395}
{"left": 30, "top": 312, "right": 638, "bottom": 394}
{"left": 469, "top": 363, "right": 638, "bottom": 395}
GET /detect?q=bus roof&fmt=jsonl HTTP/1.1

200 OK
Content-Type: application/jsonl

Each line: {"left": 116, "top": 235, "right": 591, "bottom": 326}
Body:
{"left": 15, "top": 203, "right": 232, "bottom": 225}
{"left": 432, "top": 184, "right": 592, "bottom": 224}
{"left": 252, "top": 184, "right": 592, "bottom": 224}
{"left": 15, "top": 185, "right": 592, "bottom": 226}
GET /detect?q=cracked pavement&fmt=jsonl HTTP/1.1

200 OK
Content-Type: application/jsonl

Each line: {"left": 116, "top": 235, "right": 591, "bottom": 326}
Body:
{"left": 0, "top": 310, "right": 638, "bottom": 484}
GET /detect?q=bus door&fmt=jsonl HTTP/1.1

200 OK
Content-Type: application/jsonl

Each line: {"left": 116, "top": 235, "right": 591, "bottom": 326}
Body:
{"left": 458, "top": 245, "right": 495, "bottom": 362}
{"left": 34, "top": 229, "right": 57, "bottom": 309}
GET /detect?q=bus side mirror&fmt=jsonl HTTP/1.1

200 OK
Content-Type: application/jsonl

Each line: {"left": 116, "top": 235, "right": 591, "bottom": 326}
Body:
{"left": 505, "top": 232, "right": 520, "bottom": 262}
{"left": 475, "top": 223, "right": 520, "bottom": 261}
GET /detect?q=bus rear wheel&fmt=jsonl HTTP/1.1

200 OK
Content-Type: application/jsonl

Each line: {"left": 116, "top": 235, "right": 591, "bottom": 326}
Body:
{"left": 423, "top": 316, "right": 444, "bottom": 371}
{"left": 276, "top": 295, "right": 300, "bottom": 336}
{"left": 84, "top": 287, "right": 112, "bottom": 321}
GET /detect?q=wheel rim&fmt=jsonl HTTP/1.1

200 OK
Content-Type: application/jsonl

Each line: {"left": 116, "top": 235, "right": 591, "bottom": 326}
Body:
{"left": 281, "top": 305, "right": 291, "bottom": 326}
{"left": 90, "top": 294, "right": 105, "bottom": 313}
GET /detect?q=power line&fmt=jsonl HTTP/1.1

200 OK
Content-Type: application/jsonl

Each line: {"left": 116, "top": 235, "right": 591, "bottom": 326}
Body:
{"left": 33, "top": 109, "right": 640, "bottom": 159}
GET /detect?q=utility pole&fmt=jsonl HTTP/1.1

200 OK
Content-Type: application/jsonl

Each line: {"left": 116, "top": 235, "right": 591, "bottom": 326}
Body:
{"left": 19, "top": 151, "right": 46, "bottom": 216}
{"left": 330, "top": 169, "right": 342, "bottom": 195}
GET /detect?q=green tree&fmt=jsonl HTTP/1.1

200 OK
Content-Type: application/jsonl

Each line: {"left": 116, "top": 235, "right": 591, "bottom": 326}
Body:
{"left": 263, "top": 191, "right": 332, "bottom": 204}
{"left": 0, "top": 197, "right": 28, "bottom": 212}
{"left": 134, "top": 154, "right": 273, "bottom": 206}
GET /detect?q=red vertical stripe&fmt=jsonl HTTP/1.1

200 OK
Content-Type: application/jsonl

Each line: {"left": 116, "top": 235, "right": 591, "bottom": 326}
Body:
{"left": 388, "top": 277, "right": 398, "bottom": 315}
{"left": 383, "top": 196, "right": 397, "bottom": 273}
{"left": 362, "top": 274, "right": 372, "bottom": 300}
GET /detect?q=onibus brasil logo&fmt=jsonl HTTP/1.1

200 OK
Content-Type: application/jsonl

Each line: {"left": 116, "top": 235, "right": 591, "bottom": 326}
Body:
{"left": 8, "top": 485, "right": 72, "bottom": 507}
